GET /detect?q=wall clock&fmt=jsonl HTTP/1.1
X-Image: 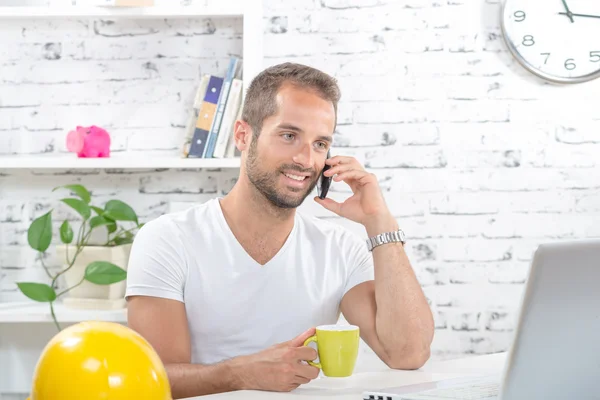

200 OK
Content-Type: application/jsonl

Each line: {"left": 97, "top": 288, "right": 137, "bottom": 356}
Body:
{"left": 501, "top": 0, "right": 600, "bottom": 83}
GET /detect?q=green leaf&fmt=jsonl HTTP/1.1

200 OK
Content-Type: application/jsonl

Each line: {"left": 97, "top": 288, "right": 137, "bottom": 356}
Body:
{"left": 85, "top": 262, "right": 127, "bottom": 285}
{"left": 112, "top": 237, "right": 133, "bottom": 246}
{"left": 59, "top": 220, "right": 73, "bottom": 244}
{"left": 91, "top": 206, "right": 105, "bottom": 216}
{"left": 53, "top": 184, "right": 91, "bottom": 204}
{"left": 60, "top": 198, "right": 91, "bottom": 220}
{"left": 28, "top": 211, "right": 53, "bottom": 252}
{"left": 103, "top": 200, "right": 138, "bottom": 224}
{"left": 16, "top": 282, "right": 56, "bottom": 302}
{"left": 90, "top": 216, "right": 112, "bottom": 229}
{"left": 107, "top": 222, "right": 117, "bottom": 234}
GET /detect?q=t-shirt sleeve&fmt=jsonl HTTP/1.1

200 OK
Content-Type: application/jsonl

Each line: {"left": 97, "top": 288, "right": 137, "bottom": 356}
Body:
{"left": 343, "top": 232, "right": 375, "bottom": 295}
{"left": 125, "top": 216, "right": 187, "bottom": 303}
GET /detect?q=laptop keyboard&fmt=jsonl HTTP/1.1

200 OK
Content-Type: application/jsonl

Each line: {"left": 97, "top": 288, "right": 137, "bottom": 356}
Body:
{"left": 400, "top": 381, "right": 500, "bottom": 400}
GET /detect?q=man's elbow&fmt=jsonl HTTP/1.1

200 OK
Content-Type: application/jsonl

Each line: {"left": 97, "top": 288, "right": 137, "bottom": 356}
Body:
{"left": 383, "top": 342, "right": 431, "bottom": 370}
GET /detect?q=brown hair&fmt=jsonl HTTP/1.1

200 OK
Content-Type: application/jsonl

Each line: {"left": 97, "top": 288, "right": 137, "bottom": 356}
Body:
{"left": 241, "top": 62, "right": 341, "bottom": 137}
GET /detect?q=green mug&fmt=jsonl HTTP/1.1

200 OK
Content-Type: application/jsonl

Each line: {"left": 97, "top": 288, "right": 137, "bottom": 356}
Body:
{"left": 302, "top": 324, "right": 360, "bottom": 377}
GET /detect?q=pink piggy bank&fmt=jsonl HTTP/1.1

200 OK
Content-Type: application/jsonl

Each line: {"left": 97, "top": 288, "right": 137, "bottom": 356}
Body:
{"left": 66, "top": 125, "right": 111, "bottom": 158}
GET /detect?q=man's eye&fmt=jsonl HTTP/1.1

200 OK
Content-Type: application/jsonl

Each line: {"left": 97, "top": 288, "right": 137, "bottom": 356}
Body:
{"left": 317, "top": 142, "right": 328, "bottom": 149}
{"left": 282, "top": 133, "right": 295, "bottom": 140}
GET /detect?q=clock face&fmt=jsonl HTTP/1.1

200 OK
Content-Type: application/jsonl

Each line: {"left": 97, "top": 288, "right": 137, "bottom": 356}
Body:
{"left": 501, "top": 0, "right": 600, "bottom": 83}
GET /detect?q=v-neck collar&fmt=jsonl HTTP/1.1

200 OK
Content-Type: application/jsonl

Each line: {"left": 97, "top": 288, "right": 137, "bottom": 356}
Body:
{"left": 213, "top": 198, "right": 298, "bottom": 268}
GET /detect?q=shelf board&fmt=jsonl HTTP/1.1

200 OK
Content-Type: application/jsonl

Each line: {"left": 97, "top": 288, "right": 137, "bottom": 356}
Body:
{"left": 0, "top": 302, "right": 126, "bottom": 323}
{"left": 0, "top": 1, "right": 248, "bottom": 18}
{"left": 0, "top": 154, "right": 241, "bottom": 169}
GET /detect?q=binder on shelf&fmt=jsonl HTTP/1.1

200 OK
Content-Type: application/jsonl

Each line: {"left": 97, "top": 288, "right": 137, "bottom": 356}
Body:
{"left": 187, "top": 75, "right": 224, "bottom": 158}
{"left": 212, "top": 78, "right": 243, "bottom": 159}
{"left": 203, "top": 56, "right": 241, "bottom": 158}
{"left": 182, "top": 74, "right": 210, "bottom": 158}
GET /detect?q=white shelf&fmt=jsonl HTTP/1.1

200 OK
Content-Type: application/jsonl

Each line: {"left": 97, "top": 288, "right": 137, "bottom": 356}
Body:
{"left": 0, "top": 301, "right": 126, "bottom": 323}
{"left": 0, "top": 154, "right": 241, "bottom": 169}
{"left": 0, "top": 0, "right": 249, "bottom": 18}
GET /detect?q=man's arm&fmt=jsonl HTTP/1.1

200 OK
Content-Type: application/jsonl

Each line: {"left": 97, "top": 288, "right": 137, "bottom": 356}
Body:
{"left": 127, "top": 296, "right": 320, "bottom": 399}
{"left": 314, "top": 155, "right": 434, "bottom": 370}
{"left": 340, "top": 214, "right": 434, "bottom": 370}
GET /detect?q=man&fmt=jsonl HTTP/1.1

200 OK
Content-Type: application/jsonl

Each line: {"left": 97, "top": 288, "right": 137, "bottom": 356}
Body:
{"left": 126, "top": 62, "right": 434, "bottom": 399}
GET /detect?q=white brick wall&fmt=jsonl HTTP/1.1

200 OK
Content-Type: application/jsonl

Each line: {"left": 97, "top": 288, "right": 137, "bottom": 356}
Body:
{"left": 1, "top": 0, "right": 600, "bottom": 365}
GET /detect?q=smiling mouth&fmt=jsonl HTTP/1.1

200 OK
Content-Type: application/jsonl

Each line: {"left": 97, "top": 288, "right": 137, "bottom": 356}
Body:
{"left": 283, "top": 172, "right": 308, "bottom": 181}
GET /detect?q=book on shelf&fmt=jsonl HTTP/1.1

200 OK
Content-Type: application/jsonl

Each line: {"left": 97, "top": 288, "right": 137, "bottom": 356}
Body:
{"left": 203, "top": 57, "right": 242, "bottom": 158}
{"left": 187, "top": 75, "right": 224, "bottom": 158}
{"left": 184, "top": 56, "right": 244, "bottom": 159}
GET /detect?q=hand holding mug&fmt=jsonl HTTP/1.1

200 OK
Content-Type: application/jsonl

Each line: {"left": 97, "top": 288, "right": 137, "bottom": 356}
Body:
{"left": 237, "top": 328, "right": 320, "bottom": 392}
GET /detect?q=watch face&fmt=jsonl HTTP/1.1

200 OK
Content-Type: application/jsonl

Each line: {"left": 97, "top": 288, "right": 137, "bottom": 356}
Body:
{"left": 501, "top": 0, "right": 600, "bottom": 83}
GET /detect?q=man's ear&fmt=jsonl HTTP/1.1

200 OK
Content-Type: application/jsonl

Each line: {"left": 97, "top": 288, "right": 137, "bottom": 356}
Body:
{"left": 233, "top": 120, "right": 253, "bottom": 152}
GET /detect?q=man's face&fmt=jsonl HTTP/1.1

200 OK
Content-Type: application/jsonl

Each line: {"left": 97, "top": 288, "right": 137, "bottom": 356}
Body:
{"left": 245, "top": 84, "right": 335, "bottom": 209}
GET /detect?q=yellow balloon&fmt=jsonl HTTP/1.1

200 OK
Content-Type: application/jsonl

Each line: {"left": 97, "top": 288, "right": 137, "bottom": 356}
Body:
{"left": 29, "top": 321, "right": 172, "bottom": 400}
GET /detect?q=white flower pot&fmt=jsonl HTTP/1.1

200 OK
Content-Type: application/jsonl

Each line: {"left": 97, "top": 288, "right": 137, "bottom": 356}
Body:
{"left": 56, "top": 244, "right": 132, "bottom": 310}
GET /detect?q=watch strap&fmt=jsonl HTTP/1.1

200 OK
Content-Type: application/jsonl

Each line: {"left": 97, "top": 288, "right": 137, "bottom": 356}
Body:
{"left": 366, "top": 229, "right": 406, "bottom": 251}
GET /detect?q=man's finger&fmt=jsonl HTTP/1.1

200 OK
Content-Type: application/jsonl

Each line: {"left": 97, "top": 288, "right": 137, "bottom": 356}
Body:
{"left": 293, "top": 345, "right": 318, "bottom": 361}
{"left": 288, "top": 327, "right": 317, "bottom": 347}
{"left": 295, "top": 363, "right": 321, "bottom": 380}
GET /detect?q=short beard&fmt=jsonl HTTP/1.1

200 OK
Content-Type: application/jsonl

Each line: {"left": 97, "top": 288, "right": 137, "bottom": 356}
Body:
{"left": 245, "top": 138, "right": 318, "bottom": 209}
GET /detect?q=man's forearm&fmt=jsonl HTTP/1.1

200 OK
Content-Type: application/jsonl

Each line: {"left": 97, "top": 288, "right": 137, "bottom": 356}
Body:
{"left": 365, "top": 214, "right": 434, "bottom": 369}
{"left": 166, "top": 359, "right": 244, "bottom": 399}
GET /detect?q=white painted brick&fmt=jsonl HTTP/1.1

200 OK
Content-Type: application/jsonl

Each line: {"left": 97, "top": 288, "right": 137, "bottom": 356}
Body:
{"left": 438, "top": 239, "right": 514, "bottom": 262}
{"left": 264, "top": 0, "right": 317, "bottom": 13}
{"left": 448, "top": 264, "right": 490, "bottom": 285}
{"left": 127, "top": 127, "right": 187, "bottom": 151}
{"left": 483, "top": 311, "right": 517, "bottom": 332}
{"left": 295, "top": 6, "right": 427, "bottom": 34}
{"left": 333, "top": 52, "right": 405, "bottom": 77}
{"left": 384, "top": 31, "right": 444, "bottom": 53}
{"left": 430, "top": 191, "right": 577, "bottom": 215}
{"left": 487, "top": 262, "right": 530, "bottom": 284}
{"left": 0, "top": 41, "right": 85, "bottom": 63}
{"left": 353, "top": 102, "right": 429, "bottom": 124}
{"left": 335, "top": 75, "right": 401, "bottom": 102}
{"left": 447, "top": 310, "right": 482, "bottom": 332}
{"left": 525, "top": 144, "right": 599, "bottom": 168}
{"left": 426, "top": 282, "right": 524, "bottom": 309}
{"left": 439, "top": 122, "right": 551, "bottom": 149}
{"left": 319, "top": 0, "right": 400, "bottom": 9}
{"left": 575, "top": 191, "right": 600, "bottom": 213}
{"left": 335, "top": 124, "right": 439, "bottom": 148}
{"left": 363, "top": 145, "right": 446, "bottom": 169}
{"left": 0, "top": 20, "right": 92, "bottom": 42}
{"left": 555, "top": 124, "right": 600, "bottom": 144}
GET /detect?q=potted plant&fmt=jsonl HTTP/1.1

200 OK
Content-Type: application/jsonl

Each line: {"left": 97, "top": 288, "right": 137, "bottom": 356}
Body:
{"left": 16, "top": 184, "right": 143, "bottom": 331}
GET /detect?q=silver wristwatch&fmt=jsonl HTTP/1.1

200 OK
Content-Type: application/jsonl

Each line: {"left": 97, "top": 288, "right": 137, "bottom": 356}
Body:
{"left": 366, "top": 229, "right": 406, "bottom": 251}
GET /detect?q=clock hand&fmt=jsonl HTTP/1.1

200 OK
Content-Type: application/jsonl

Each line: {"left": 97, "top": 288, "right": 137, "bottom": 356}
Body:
{"left": 561, "top": 0, "right": 575, "bottom": 23}
{"left": 559, "top": 11, "right": 600, "bottom": 19}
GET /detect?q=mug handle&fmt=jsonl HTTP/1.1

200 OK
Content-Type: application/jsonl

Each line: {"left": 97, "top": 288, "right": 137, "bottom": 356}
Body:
{"left": 302, "top": 335, "right": 321, "bottom": 369}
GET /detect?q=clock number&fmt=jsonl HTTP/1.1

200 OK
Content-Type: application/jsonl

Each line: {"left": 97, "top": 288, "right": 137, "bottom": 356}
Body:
{"left": 514, "top": 11, "right": 526, "bottom": 22}
{"left": 522, "top": 35, "right": 535, "bottom": 47}
{"left": 590, "top": 51, "right": 600, "bottom": 62}
{"left": 564, "top": 59, "right": 576, "bottom": 70}
{"left": 541, "top": 53, "right": 550, "bottom": 64}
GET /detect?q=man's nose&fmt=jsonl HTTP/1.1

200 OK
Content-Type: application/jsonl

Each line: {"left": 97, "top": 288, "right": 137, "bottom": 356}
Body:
{"left": 292, "top": 144, "right": 314, "bottom": 168}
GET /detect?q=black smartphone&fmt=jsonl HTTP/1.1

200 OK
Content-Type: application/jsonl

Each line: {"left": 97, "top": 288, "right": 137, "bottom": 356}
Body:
{"left": 317, "top": 150, "right": 332, "bottom": 200}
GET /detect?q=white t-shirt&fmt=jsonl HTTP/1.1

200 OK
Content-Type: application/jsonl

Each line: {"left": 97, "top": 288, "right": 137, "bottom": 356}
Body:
{"left": 125, "top": 198, "right": 374, "bottom": 365}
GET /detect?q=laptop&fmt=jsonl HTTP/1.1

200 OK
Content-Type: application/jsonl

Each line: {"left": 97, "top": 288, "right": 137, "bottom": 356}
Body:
{"left": 362, "top": 239, "right": 600, "bottom": 400}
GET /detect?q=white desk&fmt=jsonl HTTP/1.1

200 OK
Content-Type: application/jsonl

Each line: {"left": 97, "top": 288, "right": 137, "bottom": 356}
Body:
{"left": 185, "top": 353, "right": 507, "bottom": 400}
